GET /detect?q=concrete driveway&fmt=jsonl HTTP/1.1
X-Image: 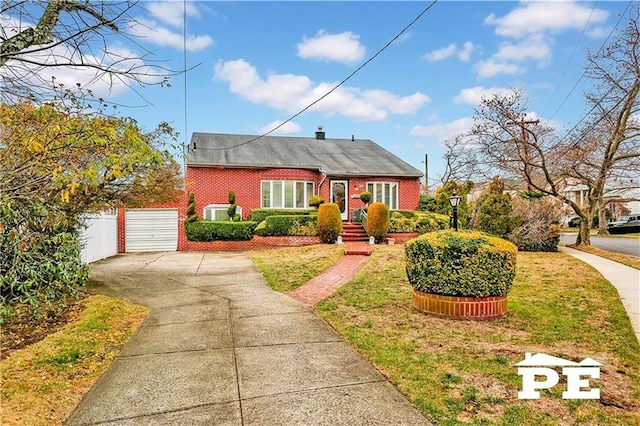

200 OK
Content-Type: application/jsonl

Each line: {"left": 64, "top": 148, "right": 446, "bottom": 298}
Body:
{"left": 66, "top": 252, "right": 431, "bottom": 425}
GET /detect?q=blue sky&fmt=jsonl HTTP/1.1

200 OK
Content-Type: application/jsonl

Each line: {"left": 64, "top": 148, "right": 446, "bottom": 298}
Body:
{"left": 5, "top": 1, "right": 635, "bottom": 189}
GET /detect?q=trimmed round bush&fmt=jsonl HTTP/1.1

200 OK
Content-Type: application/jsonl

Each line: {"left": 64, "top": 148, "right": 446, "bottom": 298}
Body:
{"left": 367, "top": 202, "right": 390, "bottom": 243}
{"left": 405, "top": 230, "right": 517, "bottom": 298}
{"left": 317, "top": 203, "right": 343, "bottom": 243}
{"left": 309, "top": 195, "right": 325, "bottom": 208}
{"left": 359, "top": 191, "right": 372, "bottom": 205}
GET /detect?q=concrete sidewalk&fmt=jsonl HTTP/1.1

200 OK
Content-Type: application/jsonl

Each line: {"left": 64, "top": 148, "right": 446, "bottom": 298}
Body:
{"left": 560, "top": 247, "right": 640, "bottom": 342}
{"left": 66, "top": 252, "right": 431, "bottom": 425}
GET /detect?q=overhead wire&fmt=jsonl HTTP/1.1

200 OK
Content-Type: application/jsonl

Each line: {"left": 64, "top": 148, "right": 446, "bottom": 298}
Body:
{"left": 552, "top": 1, "right": 635, "bottom": 151}
{"left": 200, "top": 0, "right": 439, "bottom": 151}
{"left": 183, "top": 0, "right": 188, "bottom": 170}
{"left": 548, "top": 0, "right": 632, "bottom": 121}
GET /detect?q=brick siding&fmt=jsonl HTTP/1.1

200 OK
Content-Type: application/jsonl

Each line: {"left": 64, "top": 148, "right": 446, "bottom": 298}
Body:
{"left": 118, "top": 166, "right": 421, "bottom": 252}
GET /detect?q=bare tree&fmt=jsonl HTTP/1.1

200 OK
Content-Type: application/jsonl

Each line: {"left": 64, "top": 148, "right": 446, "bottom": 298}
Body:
{"left": 0, "top": 0, "right": 177, "bottom": 104}
{"left": 469, "top": 11, "right": 640, "bottom": 246}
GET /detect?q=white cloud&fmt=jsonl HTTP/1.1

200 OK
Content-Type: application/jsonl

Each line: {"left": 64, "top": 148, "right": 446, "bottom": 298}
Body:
{"left": 132, "top": 18, "right": 213, "bottom": 51}
{"left": 458, "top": 41, "right": 475, "bottom": 62}
{"left": 424, "top": 43, "right": 457, "bottom": 62}
{"left": 453, "top": 86, "right": 512, "bottom": 106}
{"left": 474, "top": 59, "right": 524, "bottom": 79}
{"left": 0, "top": 43, "right": 160, "bottom": 99}
{"left": 484, "top": 1, "right": 609, "bottom": 38}
{"left": 475, "top": 1, "right": 609, "bottom": 80}
{"left": 424, "top": 41, "right": 475, "bottom": 62}
{"left": 410, "top": 117, "right": 475, "bottom": 140}
{"left": 258, "top": 120, "right": 302, "bottom": 135}
{"left": 494, "top": 35, "right": 551, "bottom": 63}
{"left": 214, "top": 59, "right": 430, "bottom": 122}
{"left": 146, "top": 1, "right": 202, "bottom": 27}
{"left": 297, "top": 31, "right": 366, "bottom": 64}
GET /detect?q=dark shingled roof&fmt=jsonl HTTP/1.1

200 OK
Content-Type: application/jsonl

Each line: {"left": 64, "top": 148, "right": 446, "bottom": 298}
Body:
{"left": 187, "top": 132, "right": 423, "bottom": 178}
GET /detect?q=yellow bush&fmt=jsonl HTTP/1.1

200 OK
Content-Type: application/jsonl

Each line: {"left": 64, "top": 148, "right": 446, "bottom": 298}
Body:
{"left": 405, "top": 230, "right": 517, "bottom": 297}
{"left": 367, "top": 202, "right": 390, "bottom": 242}
{"left": 317, "top": 203, "right": 343, "bottom": 243}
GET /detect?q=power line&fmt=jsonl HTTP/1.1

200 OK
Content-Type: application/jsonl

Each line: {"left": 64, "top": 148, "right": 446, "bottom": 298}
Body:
{"left": 201, "top": 0, "right": 439, "bottom": 151}
{"left": 548, "top": 0, "right": 633, "bottom": 121}
{"left": 183, "top": 0, "right": 188, "bottom": 171}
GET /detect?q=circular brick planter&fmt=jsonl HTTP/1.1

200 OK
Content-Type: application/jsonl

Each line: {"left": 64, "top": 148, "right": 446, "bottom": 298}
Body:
{"left": 412, "top": 289, "right": 507, "bottom": 320}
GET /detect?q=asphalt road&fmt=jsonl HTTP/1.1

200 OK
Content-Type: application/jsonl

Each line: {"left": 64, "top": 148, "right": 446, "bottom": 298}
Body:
{"left": 561, "top": 233, "right": 640, "bottom": 257}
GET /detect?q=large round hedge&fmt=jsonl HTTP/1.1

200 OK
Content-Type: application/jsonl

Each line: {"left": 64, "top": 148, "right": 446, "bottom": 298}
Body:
{"left": 317, "top": 203, "right": 343, "bottom": 243}
{"left": 405, "top": 230, "right": 517, "bottom": 298}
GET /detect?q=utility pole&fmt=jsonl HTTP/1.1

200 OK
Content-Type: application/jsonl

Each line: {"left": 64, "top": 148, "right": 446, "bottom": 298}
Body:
{"left": 422, "top": 153, "right": 429, "bottom": 195}
{"left": 507, "top": 114, "right": 539, "bottom": 191}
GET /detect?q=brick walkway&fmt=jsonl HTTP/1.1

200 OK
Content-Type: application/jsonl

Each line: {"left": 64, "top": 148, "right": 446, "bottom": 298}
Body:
{"left": 286, "top": 253, "right": 370, "bottom": 305}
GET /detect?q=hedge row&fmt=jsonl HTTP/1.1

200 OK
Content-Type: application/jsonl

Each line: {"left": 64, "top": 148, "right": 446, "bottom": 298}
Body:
{"left": 250, "top": 209, "right": 314, "bottom": 223}
{"left": 185, "top": 220, "right": 257, "bottom": 241}
{"left": 254, "top": 215, "right": 318, "bottom": 237}
{"left": 388, "top": 212, "right": 449, "bottom": 234}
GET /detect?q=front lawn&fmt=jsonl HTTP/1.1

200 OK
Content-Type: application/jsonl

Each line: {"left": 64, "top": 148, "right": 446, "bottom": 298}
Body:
{"left": 0, "top": 295, "right": 148, "bottom": 426}
{"left": 258, "top": 244, "right": 640, "bottom": 425}
{"left": 249, "top": 244, "right": 343, "bottom": 292}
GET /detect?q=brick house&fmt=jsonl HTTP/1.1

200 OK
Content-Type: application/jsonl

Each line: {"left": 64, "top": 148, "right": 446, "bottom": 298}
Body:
{"left": 117, "top": 128, "right": 422, "bottom": 252}
{"left": 187, "top": 127, "right": 423, "bottom": 222}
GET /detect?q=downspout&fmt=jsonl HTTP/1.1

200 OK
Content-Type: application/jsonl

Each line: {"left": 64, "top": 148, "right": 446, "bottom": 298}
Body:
{"left": 317, "top": 165, "right": 328, "bottom": 195}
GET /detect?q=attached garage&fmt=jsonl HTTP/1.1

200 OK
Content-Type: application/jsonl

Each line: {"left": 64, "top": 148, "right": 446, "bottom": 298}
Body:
{"left": 125, "top": 209, "right": 178, "bottom": 252}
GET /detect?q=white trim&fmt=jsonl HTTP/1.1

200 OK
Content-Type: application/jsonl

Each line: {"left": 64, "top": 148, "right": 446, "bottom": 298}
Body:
{"left": 261, "top": 180, "right": 314, "bottom": 209}
{"left": 203, "top": 204, "right": 243, "bottom": 221}
{"left": 367, "top": 181, "right": 399, "bottom": 210}
{"left": 331, "top": 180, "right": 349, "bottom": 221}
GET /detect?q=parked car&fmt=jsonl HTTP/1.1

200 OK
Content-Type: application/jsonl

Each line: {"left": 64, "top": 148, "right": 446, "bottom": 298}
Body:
{"left": 607, "top": 215, "right": 640, "bottom": 234}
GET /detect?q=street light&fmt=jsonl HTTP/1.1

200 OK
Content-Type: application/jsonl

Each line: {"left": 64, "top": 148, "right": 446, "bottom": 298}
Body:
{"left": 449, "top": 191, "right": 461, "bottom": 231}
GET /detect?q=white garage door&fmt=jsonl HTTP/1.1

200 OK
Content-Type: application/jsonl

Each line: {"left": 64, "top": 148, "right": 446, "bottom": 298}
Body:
{"left": 125, "top": 209, "right": 178, "bottom": 252}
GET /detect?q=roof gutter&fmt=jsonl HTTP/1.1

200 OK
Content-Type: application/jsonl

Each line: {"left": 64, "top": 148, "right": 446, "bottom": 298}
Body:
{"left": 317, "top": 165, "right": 328, "bottom": 196}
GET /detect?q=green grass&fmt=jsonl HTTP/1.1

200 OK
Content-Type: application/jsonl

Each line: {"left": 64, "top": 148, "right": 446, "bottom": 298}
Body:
{"left": 257, "top": 244, "right": 640, "bottom": 425}
{"left": 249, "top": 244, "right": 343, "bottom": 292}
{"left": 0, "top": 295, "right": 148, "bottom": 426}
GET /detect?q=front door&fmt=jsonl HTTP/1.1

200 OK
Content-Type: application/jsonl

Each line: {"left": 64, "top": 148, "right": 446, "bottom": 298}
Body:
{"left": 330, "top": 180, "right": 348, "bottom": 221}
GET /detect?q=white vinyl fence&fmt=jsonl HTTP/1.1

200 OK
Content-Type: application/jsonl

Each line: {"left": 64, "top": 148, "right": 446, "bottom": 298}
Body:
{"left": 79, "top": 210, "right": 118, "bottom": 263}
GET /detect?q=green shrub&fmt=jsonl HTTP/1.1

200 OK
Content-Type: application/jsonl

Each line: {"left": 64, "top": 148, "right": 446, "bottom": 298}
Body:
{"left": 317, "top": 203, "right": 343, "bottom": 243}
{"left": 405, "top": 230, "right": 517, "bottom": 298}
{"left": 359, "top": 191, "right": 372, "bottom": 205}
{"left": 309, "top": 195, "right": 325, "bottom": 208}
{"left": 185, "top": 192, "right": 198, "bottom": 223}
{"left": 1, "top": 202, "right": 88, "bottom": 316}
{"left": 390, "top": 210, "right": 416, "bottom": 219}
{"left": 470, "top": 177, "right": 517, "bottom": 237}
{"left": 227, "top": 191, "right": 237, "bottom": 220}
{"left": 388, "top": 218, "right": 416, "bottom": 233}
{"left": 418, "top": 195, "right": 436, "bottom": 212}
{"left": 414, "top": 213, "right": 449, "bottom": 234}
{"left": 387, "top": 212, "right": 449, "bottom": 234}
{"left": 367, "top": 202, "right": 390, "bottom": 243}
{"left": 185, "top": 220, "right": 257, "bottom": 241}
{"left": 254, "top": 215, "right": 318, "bottom": 236}
{"left": 250, "top": 209, "right": 311, "bottom": 223}
{"left": 290, "top": 219, "right": 318, "bottom": 236}
{"left": 254, "top": 220, "right": 267, "bottom": 236}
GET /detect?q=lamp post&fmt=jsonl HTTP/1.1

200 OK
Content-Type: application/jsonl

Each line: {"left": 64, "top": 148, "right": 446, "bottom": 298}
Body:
{"left": 449, "top": 191, "right": 461, "bottom": 231}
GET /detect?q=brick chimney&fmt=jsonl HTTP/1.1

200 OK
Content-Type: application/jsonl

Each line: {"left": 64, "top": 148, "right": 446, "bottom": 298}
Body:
{"left": 315, "top": 126, "right": 325, "bottom": 140}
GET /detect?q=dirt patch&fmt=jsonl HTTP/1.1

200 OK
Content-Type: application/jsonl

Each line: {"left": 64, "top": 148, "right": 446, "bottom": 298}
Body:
{"left": 1, "top": 294, "right": 88, "bottom": 360}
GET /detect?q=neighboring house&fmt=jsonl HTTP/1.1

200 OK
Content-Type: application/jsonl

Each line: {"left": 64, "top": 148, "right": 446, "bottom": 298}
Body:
{"left": 560, "top": 182, "right": 640, "bottom": 224}
{"left": 116, "top": 128, "right": 422, "bottom": 253}
{"left": 187, "top": 128, "right": 423, "bottom": 222}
